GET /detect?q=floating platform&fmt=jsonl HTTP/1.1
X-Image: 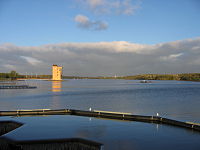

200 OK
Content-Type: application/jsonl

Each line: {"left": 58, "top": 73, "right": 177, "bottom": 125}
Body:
{"left": 0, "top": 85, "right": 37, "bottom": 89}
{"left": 0, "top": 120, "right": 102, "bottom": 150}
{"left": 0, "top": 109, "right": 200, "bottom": 132}
{"left": 0, "top": 121, "right": 23, "bottom": 136}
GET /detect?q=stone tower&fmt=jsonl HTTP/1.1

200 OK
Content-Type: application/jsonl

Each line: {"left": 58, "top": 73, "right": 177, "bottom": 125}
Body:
{"left": 52, "top": 65, "right": 63, "bottom": 80}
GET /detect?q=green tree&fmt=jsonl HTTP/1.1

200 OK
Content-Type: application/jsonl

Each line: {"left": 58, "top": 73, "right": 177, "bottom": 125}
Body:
{"left": 10, "top": 70, "right": 18, "bottom": 80}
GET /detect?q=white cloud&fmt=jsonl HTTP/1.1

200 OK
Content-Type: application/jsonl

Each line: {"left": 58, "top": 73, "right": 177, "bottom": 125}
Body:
{"left": 77, "top": 0, "right": 141, "bottom": 15}
{"left": 20, "top": 56, "right": 42, "bottom": 66}
{"left": 86, "top": 0, "right": 104, "bottom": 9}
{"left": 160, "top": 53, "right": 184, "bottom": 61}
{"left": 74, "top": 15, "right": 89, "bottom": 24}
{"left": 73, "top": 1, "right": 141, "bottom": 30}
{"left": 120, "top": 0, "right": 141, "bottom": 15}
{"left": 74, "top": 14, "right": 108, "bottom": 30}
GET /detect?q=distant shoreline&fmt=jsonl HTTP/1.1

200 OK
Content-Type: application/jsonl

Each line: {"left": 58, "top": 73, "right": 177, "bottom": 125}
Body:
{"left": 65, "top": 73, "right": 200, "bottom": 82}
{"left": 1, "top": 72, "right": 200, "bottom": 82}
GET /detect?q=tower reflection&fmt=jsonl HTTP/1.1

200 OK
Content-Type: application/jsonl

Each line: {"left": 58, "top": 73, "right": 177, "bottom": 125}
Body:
{"left": 52, "top": 81, "right": 62, "bottom": 92}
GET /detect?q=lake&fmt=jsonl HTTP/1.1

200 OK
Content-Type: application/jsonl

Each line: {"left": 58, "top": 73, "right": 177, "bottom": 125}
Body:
{"left": 0, "top": 79, "right": 200, "bottom": 150}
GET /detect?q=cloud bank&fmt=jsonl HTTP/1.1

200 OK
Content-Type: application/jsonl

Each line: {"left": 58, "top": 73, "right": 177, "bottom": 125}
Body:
{"left": 74, "top": 14, "right": 108, "bottom": 30}
{"left": 0, "top": 38, "right": 200, "bottom": 76}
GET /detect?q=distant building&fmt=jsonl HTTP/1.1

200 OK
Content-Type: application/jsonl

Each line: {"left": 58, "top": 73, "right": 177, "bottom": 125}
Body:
{"left": 52, "top": 65, "right": 63, "bottom": 80}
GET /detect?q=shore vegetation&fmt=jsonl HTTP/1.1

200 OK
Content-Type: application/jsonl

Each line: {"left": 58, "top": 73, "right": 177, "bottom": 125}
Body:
{"left": 0, "top": 71, "right": 200, "bottom": 81}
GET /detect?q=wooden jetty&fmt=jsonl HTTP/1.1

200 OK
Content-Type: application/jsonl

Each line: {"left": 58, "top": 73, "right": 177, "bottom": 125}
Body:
{"left": 0, "top": 109, "right": 200, "bottom": 132}
{"left": 0, "top": 85, "right": 37, "bottom": 89}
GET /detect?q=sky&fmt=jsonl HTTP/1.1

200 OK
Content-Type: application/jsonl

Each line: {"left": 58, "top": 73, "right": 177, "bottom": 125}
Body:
{"left": 0, "top": 0, "right": 200, "bottom": 76}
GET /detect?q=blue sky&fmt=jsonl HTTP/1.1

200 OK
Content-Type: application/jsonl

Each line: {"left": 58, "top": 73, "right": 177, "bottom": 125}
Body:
{"left": 0, "top": 0, "right": 200, "bottom": 46}
{"left": 0, "top": 0, "right": 200, "bottom": 76}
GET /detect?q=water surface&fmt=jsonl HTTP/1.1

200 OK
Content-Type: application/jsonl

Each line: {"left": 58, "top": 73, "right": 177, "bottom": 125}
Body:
{"left": 0, "top": 79, "right": 200, "bottom": 121}
{"left": 0, "top": 79, "right": 200, "bottom": 150}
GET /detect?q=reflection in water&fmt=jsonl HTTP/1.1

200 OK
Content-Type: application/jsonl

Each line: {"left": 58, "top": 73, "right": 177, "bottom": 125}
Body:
{"left": 76, "top": 125, "right": 107, "bottom": 139}
{"left": 156, "top": 124, "right": 159, "bottom": 131}
{"left": 52, "top": 81, "right": 62, "bottom": 92}
{"left": 50, "top": 95, "right": 62, "bottom": 109}
{"left": 50, "top": 81, "right": 62, "bottom": 108}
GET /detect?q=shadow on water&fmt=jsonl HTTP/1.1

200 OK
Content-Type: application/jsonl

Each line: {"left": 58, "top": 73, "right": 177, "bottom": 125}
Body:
{"left": 0, "top": 121, "right": 23, "bottom": 136}
{"left": 0, "top": 137, "right": 102, "bottom": 150}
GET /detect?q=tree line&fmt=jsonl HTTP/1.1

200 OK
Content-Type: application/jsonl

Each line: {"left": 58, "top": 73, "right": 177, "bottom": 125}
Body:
{"left": 1, "top": 71, "right": 200, "bottom": 81}
{"left": 0, "top": 71, "right": 52, "bottom": 80}
{"left": 0, "top": 71, "right": 19, "bottom": 80}
{"left": 117, "top": 73, "right": 200, "bottom": 81}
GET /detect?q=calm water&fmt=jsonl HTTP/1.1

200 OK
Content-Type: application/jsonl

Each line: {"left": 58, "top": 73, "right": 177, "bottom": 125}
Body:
{"left": 0, "top": 79, "right": 200, "bottom": 149}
